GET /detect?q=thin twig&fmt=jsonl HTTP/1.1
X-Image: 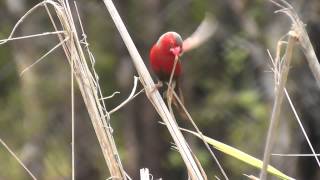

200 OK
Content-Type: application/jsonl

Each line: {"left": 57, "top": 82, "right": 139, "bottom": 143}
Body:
{"left": 0, "top": 138, "right": 37, "bottom": 180}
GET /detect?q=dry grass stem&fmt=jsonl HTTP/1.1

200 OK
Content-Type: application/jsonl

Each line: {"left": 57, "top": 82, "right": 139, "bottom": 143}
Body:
{"left": 271, "top": 0, "right": 320, "bottom": 87}
{"left": 20, "top": 37, "right": 69, "bottom": 76}
{"left": 109, "top": 76, "right": 140, "bottom": 115}
{"left": 168, "top": 56, "right": 179, "bottom": 90}
{"left": 260, "top": 32, "right": 296, "bottom": 180}
{"left": 99, "top": 92, "right": 120, "bottom": 100}
{"left": 0, "top": 0, "right": 127, "bottom": 178}
{"left": 272, "top": 153, "right": 320, "bottom": 157}
{"left": 284, "top": 88, "right": 320, "bottom": 167}
{"left": 0, "top": 138, "right": 37, "bottom": 180}
{"left": 101, "top": 0, "right": 206, "bottom": 179}
{"left": 167, "top": 55, "right": 179, "bottom": 106}
{"left": 0, "top": 31, "right": 65, "bottom": 44}
{"left": 0, "top": 0, "right": 54, "bottom": 45}
{"left": 260, "top": 1, "right": 320, "bottom": 178}
{"left": 51, "top": 0, "right": 126, "bottom": 178}
{"left": 170, "top": 89, "right": 228, "bottom": 180}
{"left": 70, "top": 4, "right": 75, "bottom": 176}
{"left": 71, "top": 55, "right": 75, "bottom": 180}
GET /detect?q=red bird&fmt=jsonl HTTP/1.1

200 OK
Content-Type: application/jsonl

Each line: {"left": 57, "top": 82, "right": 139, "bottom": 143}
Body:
{"left": 149, "top": 31, "right": 183, "bottom": 85}
{"left": 149, "top": 14, "right": 215, "bottom": 90}
{"left": 149, "top": 31, "right": 185, "bottom": 108}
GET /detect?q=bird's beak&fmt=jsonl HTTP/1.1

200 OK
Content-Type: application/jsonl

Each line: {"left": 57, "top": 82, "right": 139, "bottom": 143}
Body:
{"left": 170, "top": 46, "right": 181, "bottom": 57}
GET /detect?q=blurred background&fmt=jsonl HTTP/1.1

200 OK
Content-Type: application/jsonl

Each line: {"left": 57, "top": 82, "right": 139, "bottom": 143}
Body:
{"left": 0, "top": 0, "right": 320, "bottom": 179}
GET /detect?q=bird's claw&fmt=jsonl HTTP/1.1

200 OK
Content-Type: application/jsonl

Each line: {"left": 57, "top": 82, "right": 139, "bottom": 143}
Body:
{"left": 150, "top": 81, "right": 163, "bottom": 93}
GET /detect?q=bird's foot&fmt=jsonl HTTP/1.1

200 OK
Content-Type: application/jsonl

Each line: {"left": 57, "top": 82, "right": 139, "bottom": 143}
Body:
{"left": 150, "top": 81, "right": 163, "bottom": 93}
{"left": 150, "top": 81, "right": 163, "bottom": 94}
{"left": 166, "top": 81, "right": 176, "bottom": 106}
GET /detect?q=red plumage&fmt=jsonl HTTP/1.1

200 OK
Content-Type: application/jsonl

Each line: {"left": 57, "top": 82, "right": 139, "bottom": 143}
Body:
{"left": 149, "top": 32, "right": 183, "bottom": 82}
{"left": 149, "top": 31, "right": 186, "bottom": 119}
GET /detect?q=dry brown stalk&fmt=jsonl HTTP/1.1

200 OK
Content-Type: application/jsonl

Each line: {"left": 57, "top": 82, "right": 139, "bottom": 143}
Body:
{"left": 260, "top": 1, "right": 320, "bottom": 179}
{"left": 42, "top": 0, "right": 127, "bottom": 178}
{"left": 260, "top": 32, "right": 296, "bottom": 180}
{"left": 271, "top": 0, "right": 320, "bottom": 87}
{"left": 101, "top": 0, "right": 207, "bottom": 179}
{"left": 170, "top": 89, "right": 228, "bottom": 180}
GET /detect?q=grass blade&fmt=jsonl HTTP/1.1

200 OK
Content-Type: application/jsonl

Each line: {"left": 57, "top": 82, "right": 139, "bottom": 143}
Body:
{"left": 182, "top": 129, "right": 295, "bottom": 180}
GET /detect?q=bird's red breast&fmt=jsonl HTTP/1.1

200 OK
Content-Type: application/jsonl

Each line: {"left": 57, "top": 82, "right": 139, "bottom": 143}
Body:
{"left": 149, "top": 32, "right": 183, "bottom": 81}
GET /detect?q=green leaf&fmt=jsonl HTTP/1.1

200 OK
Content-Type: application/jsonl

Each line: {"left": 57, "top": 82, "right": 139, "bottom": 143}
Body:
{"left": 183, "top": 129, "right": 295, "bottom": 180}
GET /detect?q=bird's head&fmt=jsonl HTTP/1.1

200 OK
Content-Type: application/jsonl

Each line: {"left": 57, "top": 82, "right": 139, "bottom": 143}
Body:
{"left": 156, "top": 31, "right": 183, "bottom": 57}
